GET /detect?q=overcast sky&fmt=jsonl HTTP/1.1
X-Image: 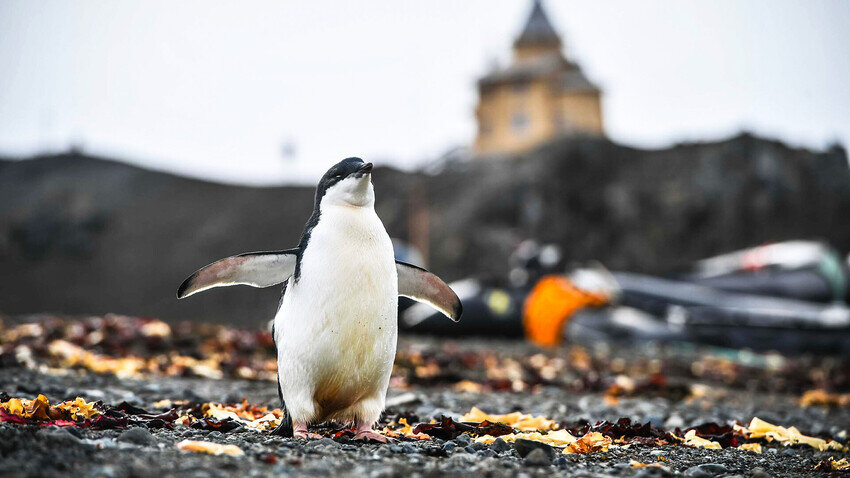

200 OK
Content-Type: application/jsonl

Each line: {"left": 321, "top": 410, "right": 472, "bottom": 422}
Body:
{"left": 1, "top": 0, "right": 848, "bottom": 184}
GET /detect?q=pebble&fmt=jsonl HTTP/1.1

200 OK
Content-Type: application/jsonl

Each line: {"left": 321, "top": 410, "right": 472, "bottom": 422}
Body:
{"left": 635, "top": 470, "right": 671, "bottom": 478}
{"left": 684, "top": 463, "right": 728, "bottom": 477}
{"left": 90, "top": 438, "right": 118, "bottom": 449}
{"left": 665, "top": 414, "right": 685, "bottom": 429}
{"left": 312, "top": 438, "right": 338, "bottom": 448}
{"left": 522, "top": 448, "right": 552, "bottom": 466}
{"left": 749, "top": 467, "right": 771, "bottom": 478}
{"left": 181, "top": 388, "right": 205, "bottom": 403}
{"left": 401, "top": 444, "right": 417, "bottom": 454}
{"left": 514, "top": 439, "right": 556, "bottom": 460}
{"left": 222, "top": 391, "right": 243, "bottom": 404}
{"left": 41, "top": 427, "right": 82, "bottom": 445}
{"left": 470, "top": 441, "right": 487, "bottom": 451}
{"left": 456, "top": 434, "right": 472, "bottom": 446}
{"left": 117, "top": 427, "right": 156, "bottom": 447}
{"left": 442, "top": 441, "right": 457, "bottom": 453}
{"left": 491, "top": 438, "right": 512, "bottom": 454}
{"left": 447, "top": 454, "right": 476, "bottom": 467}
{"left": 644, "top": 415, "right": 665, "bottom": 427}
{"left": 88, "top": 466, "right": 117, "bottom": 478}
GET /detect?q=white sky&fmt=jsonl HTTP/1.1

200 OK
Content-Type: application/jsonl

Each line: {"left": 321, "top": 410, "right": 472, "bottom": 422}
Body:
{"left": 1, "top": 0, "right": 848, "bottom": 185}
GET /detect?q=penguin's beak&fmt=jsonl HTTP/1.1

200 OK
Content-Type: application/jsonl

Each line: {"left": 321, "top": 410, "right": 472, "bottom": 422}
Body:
{"left": 353, "top": 162, "right": 373, "bottom": 178}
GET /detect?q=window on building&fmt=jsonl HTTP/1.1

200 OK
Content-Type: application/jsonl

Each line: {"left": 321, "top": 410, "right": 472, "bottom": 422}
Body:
{"left": 511, "top": 112, "right": 530, "bottom": 134}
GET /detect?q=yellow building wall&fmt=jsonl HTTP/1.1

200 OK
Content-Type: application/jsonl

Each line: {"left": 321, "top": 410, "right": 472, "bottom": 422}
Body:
{"left": 476, "top": 80, "right": 553, "bottom": 155}
{"left": 556, "top": 92, "right": 604, "bottom": 136}
{"left": 475, "top": 81, "right": 603, "bottom": 155}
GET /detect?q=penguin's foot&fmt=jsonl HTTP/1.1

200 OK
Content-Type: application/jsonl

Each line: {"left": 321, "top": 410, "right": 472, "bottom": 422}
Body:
{"left": 292, "top": 423, "right": 322, "bottom": 440}
{"left": 354, "top": 423, "right": 392, "bottom": 443}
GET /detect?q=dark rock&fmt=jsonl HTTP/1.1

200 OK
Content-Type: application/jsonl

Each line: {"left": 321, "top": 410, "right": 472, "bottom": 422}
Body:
{"left": 635, "top": 469, "right": 674, "bottom": 478}
{"left": 64, "top": 427, "right": 84, "bottom": 440}
{"left": 491, "top": 438, "right": 511, "bottom": 454}
{"left": 401, "top": 444, "right": 417, "bottom": 454}
{"left": 748, "top": 467, "right": 772, "bottom": 478}
{"left": 420, "top": 443, "right": 448, "bottom": 457}
{"left": 310, "top": 438, "right": 338, "bottom": 448}
{"left": 685, "top": 463, "right": 728, "bottom": 477}
{"left": 41, "top": 427, "right": 82, "bottom": 445}
{"left": 456, "top": 433, "right": 472, "bottom": 446}
{"left": 442, "top": 441, "right": 457, "bottom": 453}
{"left": 523, "top": 448, "right": 552, "bottom": 466}
{"left": 222, "top": 391, "right": 243, "bottom": 404}
{"left": 181, "top": 388, "right": 205, "bottom": 403}
{"left": 117, "top": 427, "right": 156, "bottom": 446}
{"left": 514, "top": 439, "right": 556, "bottom": 460}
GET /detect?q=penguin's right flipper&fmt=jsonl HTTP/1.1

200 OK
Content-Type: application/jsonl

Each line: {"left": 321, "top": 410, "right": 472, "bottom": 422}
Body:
{"left": 177, "top": 249, "right": 299, "bottom": 299}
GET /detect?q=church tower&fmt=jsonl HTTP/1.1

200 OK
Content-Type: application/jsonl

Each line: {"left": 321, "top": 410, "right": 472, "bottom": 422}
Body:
{"left": 474, "top": 0, "right": 604, "bottom": 155}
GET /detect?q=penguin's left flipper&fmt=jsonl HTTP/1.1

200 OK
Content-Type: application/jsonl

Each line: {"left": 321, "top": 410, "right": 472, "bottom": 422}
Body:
{"left": 396, "top": 261, "right": 462, "bottom": 322}
{"left": 177, "top": 249, "right": 299, "bottom": 299}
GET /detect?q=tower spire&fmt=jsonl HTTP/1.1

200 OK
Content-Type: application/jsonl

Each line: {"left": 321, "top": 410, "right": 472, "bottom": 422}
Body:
{"left": 514, "top": 0, "right": 561, "bottom": 49}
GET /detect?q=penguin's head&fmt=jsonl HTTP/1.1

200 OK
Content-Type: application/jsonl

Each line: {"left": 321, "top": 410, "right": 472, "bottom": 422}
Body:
{"left": 316, "top": 157, "right": 375, "bottom": 208}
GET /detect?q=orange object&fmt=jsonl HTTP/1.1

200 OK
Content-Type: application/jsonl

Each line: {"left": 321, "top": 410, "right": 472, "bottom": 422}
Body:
{"left": 522, "top": 275, "right": 608, "bottom": 347}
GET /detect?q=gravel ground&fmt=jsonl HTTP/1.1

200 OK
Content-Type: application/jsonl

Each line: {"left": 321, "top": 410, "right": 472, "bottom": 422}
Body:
{"left": 1, "top": 336, "right": 848, "bottom": 477}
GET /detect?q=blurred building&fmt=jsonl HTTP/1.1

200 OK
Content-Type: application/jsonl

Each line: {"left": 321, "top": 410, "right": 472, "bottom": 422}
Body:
{"left": 474, "top": 0, "right": 604, "bottom": 155}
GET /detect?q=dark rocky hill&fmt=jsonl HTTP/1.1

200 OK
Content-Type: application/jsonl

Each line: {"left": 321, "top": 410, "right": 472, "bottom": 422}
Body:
{"left": 2, "top": 133, "right": 848, "bottom": 326}
{"left": 0, "top": 155, "right": 314, "bottom": 325}
{"left": 419, "top": 134, "right": 850, "bottom": 281}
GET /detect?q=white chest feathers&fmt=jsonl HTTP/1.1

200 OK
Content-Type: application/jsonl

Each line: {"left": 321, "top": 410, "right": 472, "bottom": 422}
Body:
{"left": 274, "top": 205, "right": 398, "bottom": 424}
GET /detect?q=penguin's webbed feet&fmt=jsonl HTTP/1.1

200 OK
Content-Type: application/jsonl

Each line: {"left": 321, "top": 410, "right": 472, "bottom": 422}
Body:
{"left": 354, "top": 422, "right": 392, "bottom": 443}
{"left": 354, "top": 430, "right": 391, "bottom": 443}
{"left": 292, "top": 422, "right": 322, "bottom": 440}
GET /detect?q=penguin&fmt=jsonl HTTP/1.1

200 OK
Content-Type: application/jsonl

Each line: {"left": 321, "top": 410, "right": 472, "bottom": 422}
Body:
{"left": 177, "top": 157, "right": 461, "bottom": 441}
